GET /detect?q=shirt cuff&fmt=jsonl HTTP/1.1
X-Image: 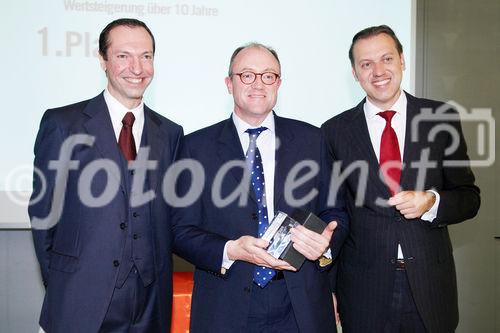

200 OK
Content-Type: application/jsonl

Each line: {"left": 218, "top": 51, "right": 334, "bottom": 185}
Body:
{"left": 222, "top": 241, "right": 235, "bottom": 270}
{"left": 323, "top": 248, "right": 332, "bottom": 259}
{"left": 421, "top": 190, "right": 440, "bottom": 222}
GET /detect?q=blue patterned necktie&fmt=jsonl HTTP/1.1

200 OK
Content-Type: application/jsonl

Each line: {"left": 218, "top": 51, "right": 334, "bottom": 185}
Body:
{"left": 245, "top": 127, "right": 276, "bottom": 287}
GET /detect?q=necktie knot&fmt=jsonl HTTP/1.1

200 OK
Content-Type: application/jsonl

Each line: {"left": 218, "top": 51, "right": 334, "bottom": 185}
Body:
{"left": 245, "top": 126, "right": 267, "bottom": 141}
{"left": 377, "top": 110, "right": 396, "bottom": 124}
{"left": 122, "top": 112, "right": 135, "bottom": 127}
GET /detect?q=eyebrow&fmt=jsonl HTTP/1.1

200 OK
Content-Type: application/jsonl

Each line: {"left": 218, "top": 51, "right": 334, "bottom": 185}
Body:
{"left": 115, "top": 50, "right": 154, "bottom": 56}
{"left": 358, "top": 52, "right": 395, "bottom": 63}
{"left": 380, "top": 52, "right": 395, "bottom": 58}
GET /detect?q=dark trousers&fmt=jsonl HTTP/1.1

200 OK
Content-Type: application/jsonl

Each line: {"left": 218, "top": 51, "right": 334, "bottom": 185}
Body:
{"left": 246, "top": 278, "right": 299, "bottom": 333}
{"left": 383, "top": 270, "right": 427, "bottom": 333}
{"left": 99, "top": 268, "right": 159, "bottom": 333}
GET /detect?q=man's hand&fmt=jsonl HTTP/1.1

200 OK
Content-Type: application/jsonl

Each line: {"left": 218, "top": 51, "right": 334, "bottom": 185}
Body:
{"left": 388, "top": 191, "right": 436, "bottom": 219}
{"left": 226, "top": 236, "right": 296, "bottom": 271}
{"left": 290, "top": 221, "right": 337, "bottom": 261}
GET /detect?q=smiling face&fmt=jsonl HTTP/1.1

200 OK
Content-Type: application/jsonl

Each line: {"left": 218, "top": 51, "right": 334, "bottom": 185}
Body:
{"left": 351, "top": 33, "right": 405, "bottom": 110}
{"left": 225, "top": 46, "right": 281, "bottom": 126}
{"left": 99, "top": 25, "right": 154, "bottom": 109}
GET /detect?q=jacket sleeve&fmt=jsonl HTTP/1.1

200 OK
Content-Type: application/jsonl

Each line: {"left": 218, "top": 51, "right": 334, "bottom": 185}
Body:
{"left": 28, "top": 110, "right": 64, "bottom": 286}
{"left": 170, "top": 138, "right": 229, "bottom": 275}
{"left": 317, "top": 132, "right": 349, "bottom": 265}
{"left": 432, "top": 107, "right": 480, "bottom": 226}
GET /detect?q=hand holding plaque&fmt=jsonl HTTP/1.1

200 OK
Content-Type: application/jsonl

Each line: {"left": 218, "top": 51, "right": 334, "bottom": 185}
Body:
{"left": 261, "top": 210, "right": 329, "bottom": 269}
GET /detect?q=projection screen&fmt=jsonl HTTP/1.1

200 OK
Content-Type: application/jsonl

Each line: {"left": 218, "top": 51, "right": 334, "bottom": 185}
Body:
{"left": 0, "top": 0, "right": 415, "bottom": 228}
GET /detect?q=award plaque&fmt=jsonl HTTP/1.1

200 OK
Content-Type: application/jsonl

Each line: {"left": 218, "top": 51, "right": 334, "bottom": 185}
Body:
{"left": 262, "top": 210, "right": 327, "bottom": 269}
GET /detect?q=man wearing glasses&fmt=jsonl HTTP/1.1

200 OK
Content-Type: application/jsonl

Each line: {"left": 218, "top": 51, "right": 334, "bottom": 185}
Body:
{"left": 172, "top": 43, "right": 348, "bottom": 332}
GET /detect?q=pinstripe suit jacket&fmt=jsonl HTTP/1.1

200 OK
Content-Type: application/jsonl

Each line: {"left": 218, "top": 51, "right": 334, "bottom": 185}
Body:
{"left": 321, "top": 92, "right": 480, "bottom": 333}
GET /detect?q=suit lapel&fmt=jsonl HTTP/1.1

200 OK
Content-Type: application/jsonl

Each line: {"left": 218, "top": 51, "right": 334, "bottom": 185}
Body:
{"left": 345, "top": 100, "right": 392, "bottom": 197}
{"left": 273, "top": 115, "right": 296, "bottom": 209}
{"left": 216, "top": 117, "right": 257, "bottom": 204}
{"left": 143, "top": 106, "right": 165, "bottom": 192}
{"left": 82, "top": 93, "right": 125, "bottom": 189}
{"left": 400, "top": 92, "right": 423, "bottom": 191}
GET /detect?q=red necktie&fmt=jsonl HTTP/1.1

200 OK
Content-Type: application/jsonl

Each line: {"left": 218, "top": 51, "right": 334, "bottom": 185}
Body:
{"left": 118, "top": 112, "right": 136, "bottom": 161}
{"left": 378, "top": 110, "right": 401, "bottom": 195}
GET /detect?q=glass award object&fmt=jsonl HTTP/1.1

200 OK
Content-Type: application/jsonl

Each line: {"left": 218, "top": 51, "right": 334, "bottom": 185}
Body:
{"left": 261, "top": 210, "right": 327, "bottom": 269}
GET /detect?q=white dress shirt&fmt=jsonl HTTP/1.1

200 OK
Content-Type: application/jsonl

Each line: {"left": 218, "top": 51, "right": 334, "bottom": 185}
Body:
{"left": 363, "top": 91, "right": 440, "bottom": 259}
{"left": 222, "top": 112, "right": 277, "bottom": 269}
{"left": 103, "top": 88, "right": 145, "bottom": 148}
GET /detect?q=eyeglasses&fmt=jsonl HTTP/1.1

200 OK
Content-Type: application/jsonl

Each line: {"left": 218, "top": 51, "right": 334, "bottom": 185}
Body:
{"left": 232, "top": 71, "right": 280, "bottom": 85}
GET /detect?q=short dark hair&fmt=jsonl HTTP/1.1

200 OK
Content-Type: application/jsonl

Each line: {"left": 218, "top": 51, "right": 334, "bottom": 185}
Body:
{"left": 348, "top": 25, "right": 403, "bottom": 66}
{"left": 99, "top": 18, "right": 155, "bottom": 60}
{"left": 228, "top": 42, "right": 281, "bottom": 76}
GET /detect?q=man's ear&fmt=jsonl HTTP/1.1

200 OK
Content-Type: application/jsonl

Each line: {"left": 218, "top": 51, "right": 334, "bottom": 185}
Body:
{"left": 225, "top": 76, "right": 233, "bottom": 94}
{"left": 400, "top": 53, "right": 406, "bottom": 71}
{"left": 352, "top": 67, "right": 359, "bottom": 81}
{"left": 98, "top": 53, "right": 107, "bottom": 73}
{"left": 276, "top": 77, "right": 282, "bottom": 89}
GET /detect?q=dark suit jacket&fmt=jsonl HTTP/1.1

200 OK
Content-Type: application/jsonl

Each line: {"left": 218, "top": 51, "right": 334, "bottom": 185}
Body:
{"left": 28, "top": 93, "right": 183, "bottom": 333}
{"left": 321, "top": 92, "right": 480, "bottom": 333}
{"left": 172, "top": 114, "right": 348, "bottom": 333}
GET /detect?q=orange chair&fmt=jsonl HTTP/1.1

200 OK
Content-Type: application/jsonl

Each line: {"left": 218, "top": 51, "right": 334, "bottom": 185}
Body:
{"left": 171, "top": 272, "right": 194, "bottom": 333}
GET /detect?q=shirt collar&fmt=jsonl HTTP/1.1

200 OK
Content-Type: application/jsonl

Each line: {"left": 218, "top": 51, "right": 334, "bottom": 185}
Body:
{"left": 104, "top": 88, "right": 144, "bottom": 125}
{"left": 232, "top": 111, "right": 275, "bottom": 136}
{"left": 364, "top": 90, "right": 407, "bottom": 119}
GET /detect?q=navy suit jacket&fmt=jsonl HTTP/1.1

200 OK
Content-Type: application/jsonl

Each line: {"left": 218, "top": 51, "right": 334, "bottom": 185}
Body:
{"left": 29, "top": 93, "right": 183, "bottom": 333}
{"left": 172, "top": 114, "right": 348, "bottom": 333}
{"left": 321, "top": 92, "right": 480, "bottom": 333}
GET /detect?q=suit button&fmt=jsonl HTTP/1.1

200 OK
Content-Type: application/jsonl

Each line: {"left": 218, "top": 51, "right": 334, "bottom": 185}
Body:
{"left": 396, "top": 217, "right": 402, "bottom": 222}
{"left": 113, "top": 260, "right": 120, "bottom": 267}
{"left": 251, "top": 213, "right": 258, "bottom": 220}
{"left": 130, "top": 170, "right": 135, "bottom": 175}
{"left": 244, "top": 286, "right": 251, "bottom": 293}
{"left": 133, "top": 212, "right": 139, "bottom": 218}
{"left": 133, "top": 234, "right": 138, "bottom": 240}
{"left": 120, "top": 223, "right": 127, "bottom": 230}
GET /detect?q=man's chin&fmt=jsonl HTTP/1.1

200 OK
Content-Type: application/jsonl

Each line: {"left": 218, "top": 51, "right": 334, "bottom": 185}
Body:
{"left": 369, "top": 90, "right": 399, "bottom": 105}
{"left": 249, "top": 108, "right": 272, "bottom": 117}
{"left": 124, "top": 90, "right": 146, "bottom": 100}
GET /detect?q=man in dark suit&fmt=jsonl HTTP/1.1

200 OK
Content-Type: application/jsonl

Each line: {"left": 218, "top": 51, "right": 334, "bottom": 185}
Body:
{"left": 321, "top": 25, "right": 480, "bottom": 333}
{"left": 29, "top": 18, "right": 183, "bottom": 332}
{"left": 172, "top": 43, "right": 348, "bottom": 332}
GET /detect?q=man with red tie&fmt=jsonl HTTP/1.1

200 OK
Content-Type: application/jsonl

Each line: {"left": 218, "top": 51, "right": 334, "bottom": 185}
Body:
{"left": 321, "top": 25, "right": 480, "bottom": 333}
{"left": 29, "top": 18, "right": 182, "bottom": 332}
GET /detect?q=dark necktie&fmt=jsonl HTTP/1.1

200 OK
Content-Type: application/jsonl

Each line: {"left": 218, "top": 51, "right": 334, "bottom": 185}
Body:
{"left": 245, "top": 127, "right": 275, "bottom": 287}
{"left": 118, "top": 112, "right": 137, "bottom": 161}
{"left": 378, "top": 110, "right": 401, "bottom": 195}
